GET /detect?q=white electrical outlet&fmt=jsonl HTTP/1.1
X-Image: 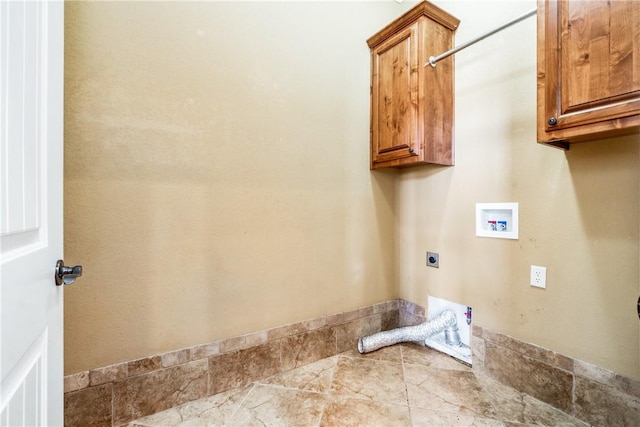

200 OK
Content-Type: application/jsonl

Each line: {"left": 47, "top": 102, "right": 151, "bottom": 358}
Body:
{"left": 530, "top": 265, "right": 546, "bottom": 288}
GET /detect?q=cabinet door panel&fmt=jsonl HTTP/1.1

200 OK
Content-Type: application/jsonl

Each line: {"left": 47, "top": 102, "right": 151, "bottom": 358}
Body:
{"left": 371, "top": 24, "right": 419, "bottom": 165}
{"left": 545, "top": 0, "right": 640, "bottom": 132}
{"left": 607, "top": 1, "right": 638, "bottom": 98}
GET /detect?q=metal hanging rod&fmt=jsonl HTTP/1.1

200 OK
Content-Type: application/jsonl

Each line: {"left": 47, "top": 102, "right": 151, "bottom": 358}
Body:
{"left": 426, "top": 8, "right": 537, "bottom": 67}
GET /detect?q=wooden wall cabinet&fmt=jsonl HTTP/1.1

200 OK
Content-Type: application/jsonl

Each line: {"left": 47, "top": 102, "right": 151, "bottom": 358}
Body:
{"left": 537, "top": 0, "right": 640, "bottom": 149}
{"left": 367, "top": 1, "right": 459, "bottom": 169}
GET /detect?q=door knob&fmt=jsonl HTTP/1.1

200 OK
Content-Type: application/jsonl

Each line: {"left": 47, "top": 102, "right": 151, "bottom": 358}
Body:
{"left": 55, "top": 259, "right": 83, "bottom": 286}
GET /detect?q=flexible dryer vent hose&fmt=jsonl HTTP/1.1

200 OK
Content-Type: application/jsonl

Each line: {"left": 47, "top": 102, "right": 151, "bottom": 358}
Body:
{"left": 357, "top": 310, "right": 458, "bottom": 354}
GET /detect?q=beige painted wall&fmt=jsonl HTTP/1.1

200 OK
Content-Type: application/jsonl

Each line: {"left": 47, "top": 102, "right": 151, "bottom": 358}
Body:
{"left": 63, "top": 1, "right": 400, "bottom": 375}
{"left": 399, "top": 0, "right": 640, "bottom": 378}
{"left": 64, "top": 0, "right": 640, "bottom": 380}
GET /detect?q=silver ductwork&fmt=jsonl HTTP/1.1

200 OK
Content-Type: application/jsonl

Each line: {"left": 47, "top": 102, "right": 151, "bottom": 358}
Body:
{"left": 357, "top": 309, "right": 459, "bottom": 354}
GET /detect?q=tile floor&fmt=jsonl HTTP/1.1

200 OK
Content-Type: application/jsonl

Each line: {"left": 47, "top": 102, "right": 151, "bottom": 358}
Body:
{"left": 127, "top": 343, "right": 588, "bottom": 426}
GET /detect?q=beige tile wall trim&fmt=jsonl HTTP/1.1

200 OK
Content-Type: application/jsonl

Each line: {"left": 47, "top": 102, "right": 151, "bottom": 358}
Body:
{"left": 64, "top": 299, "right": 399, "bottom": 394}
{"left": 65, "top": 299, "right": 401, "bottom": 426}
{"left": 64, "top": 298, "right": 640, "bottom": 426}
{"left": 473, "top": 325, "right": 640, "bottom": 399}
{"left": 472, "top": 321, "right": 640, "bottom": 425}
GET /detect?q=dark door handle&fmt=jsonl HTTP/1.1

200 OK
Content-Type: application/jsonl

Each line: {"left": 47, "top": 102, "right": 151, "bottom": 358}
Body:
{"left": 55, "top": 259, "right": 83, "bottom": 286}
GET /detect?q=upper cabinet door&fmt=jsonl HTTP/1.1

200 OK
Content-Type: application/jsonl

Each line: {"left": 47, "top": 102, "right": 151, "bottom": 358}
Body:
{"left": 370, "top": 23, "right": 421, "bottom": 166}
{"left": 537, "top": 0, "right": 640, "bottom": 148}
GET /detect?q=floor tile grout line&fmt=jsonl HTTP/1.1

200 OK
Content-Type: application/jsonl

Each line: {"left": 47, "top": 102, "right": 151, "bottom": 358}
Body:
{"left": 400, "top": 344, "right": 415, "bottom": 426}
{"left": 250, "top": 381, "right": 330, "bottom": 396}
{"left": 226, "top": 383, "right": 255, "bottom": 424}
{"left": 317, "top": 359, "right": 338, "bottom": 427}
{"left": 254, "top": 355, "right": 340, "bottom": 394}
{"left": 472, "top": 371, "right": 506, "bottom": 424}
{"left": 340, "top": 353, "right": 404, "bottom": 366}
{"left": 326, "top": 354, "right": 339, "bottom": 396}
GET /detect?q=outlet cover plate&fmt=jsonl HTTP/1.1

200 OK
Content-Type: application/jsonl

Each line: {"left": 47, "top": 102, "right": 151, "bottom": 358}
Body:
{"left": 530, "top": 265, "right": 546, "bottom": 288}
{"left": 427, "top": 252, "right": 439, "bottom": 268}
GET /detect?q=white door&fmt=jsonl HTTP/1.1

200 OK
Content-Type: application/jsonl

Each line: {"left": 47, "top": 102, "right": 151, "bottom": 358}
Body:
{"left": 0, "top": 1, "right": 65, "bottom": 426}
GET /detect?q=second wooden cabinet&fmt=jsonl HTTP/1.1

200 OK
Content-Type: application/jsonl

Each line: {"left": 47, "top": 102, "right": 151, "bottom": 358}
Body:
{"left": 368, "top": 1, "right": 459, "bottom": 169}
{"left": 537, "top": 0, "right": 640, "bottom": 148}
